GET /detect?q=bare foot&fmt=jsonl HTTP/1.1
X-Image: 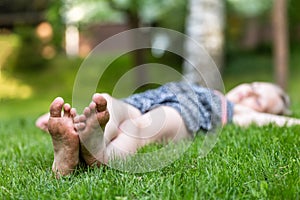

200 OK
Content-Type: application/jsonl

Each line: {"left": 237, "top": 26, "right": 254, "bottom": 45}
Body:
{"left": 48, "top": 97, "right": 79, "bottom": 178}
{"left": 75, "top": 94, "right": 110, "bottom": 166}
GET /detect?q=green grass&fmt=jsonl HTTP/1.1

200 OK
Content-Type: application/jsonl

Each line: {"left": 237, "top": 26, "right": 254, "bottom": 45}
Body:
{"left": 0, "top": 119, "right": 299, "bottom": 199}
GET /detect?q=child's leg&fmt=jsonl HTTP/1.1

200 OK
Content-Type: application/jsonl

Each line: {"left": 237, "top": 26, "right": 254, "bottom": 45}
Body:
{"left": 101, "top": 93, "right": 142, "bottom": 144}
{"left": 105, "top": 105, "right": 191, "bottom": 160}
{"left": 75, "top": 93, "right": 191, "bottom": 165}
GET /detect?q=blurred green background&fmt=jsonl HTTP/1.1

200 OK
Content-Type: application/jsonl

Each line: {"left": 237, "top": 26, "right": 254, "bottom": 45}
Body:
{"left": 1, "top": 0, "right": 300, "bottom": 120}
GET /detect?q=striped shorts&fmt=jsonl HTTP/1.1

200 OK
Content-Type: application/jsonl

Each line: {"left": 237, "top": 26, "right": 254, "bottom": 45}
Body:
{"left": 122, "top": 82, "right": 234, "bottom": 133}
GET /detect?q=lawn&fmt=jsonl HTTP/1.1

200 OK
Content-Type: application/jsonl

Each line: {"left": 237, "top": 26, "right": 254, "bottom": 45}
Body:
{"left": 0, "top": 35, "right": 300, "bottom": 199}
{"left": 0, "top": 120, "right": 299, "bottom": 199}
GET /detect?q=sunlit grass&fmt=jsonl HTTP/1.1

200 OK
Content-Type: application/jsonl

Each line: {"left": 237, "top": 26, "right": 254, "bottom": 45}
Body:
{"left": 0, "top": 34, "right": 19, "bottom": 68}
{"left": 0, "top": 35, "right": 33, "bottom": 99}
{"left": 0, "top": 74, "right": 32, "bottom": 99}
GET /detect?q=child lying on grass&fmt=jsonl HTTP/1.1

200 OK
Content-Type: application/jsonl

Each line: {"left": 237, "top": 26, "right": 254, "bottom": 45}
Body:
{"left": 36, "top": 81, "right": 300, "bottom": 177}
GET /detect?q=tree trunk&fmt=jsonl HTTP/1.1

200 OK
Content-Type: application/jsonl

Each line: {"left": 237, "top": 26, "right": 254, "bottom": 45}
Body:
{"left": 183, "top": 0, "right": 225, "bottom": 84}
{"left": 109, "top": 0, "right": 147, "bottom": 85}
{"left": 127, "top": 10, "right": 147, "bottom": 86}
{"left": 272, "top": 0, "right": 289, "bottom": 90}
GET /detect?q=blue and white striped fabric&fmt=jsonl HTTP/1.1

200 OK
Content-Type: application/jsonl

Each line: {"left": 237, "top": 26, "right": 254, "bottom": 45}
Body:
{"left": 122, "top": 82, "right": 234, "bottom": 133}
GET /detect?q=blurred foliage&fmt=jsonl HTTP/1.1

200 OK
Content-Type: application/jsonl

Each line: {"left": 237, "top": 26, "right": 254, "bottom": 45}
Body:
{"left": 46, "top": 0, "right": 64, "bottom": 50}
{"left": 60, "top": 0, "right": 186, "bottom": 31}
{"left": 289, "top": 0, "right": 300, "bottom": 24}
{"left": 226, "top": 0, "right": 300, "bottom": 55}
{"left": 4, "top": 26, "right": 47, "bottom": 72}
{"left": 109, "top": 0, "right": 187, "bottom": 31}
{"left": 2, "top": 0, "right": 300, "bottom": 73}
{"left": 227, "top": 0, "right": 272, "bottom": 17}
{"left": 61, "top": 0, "right": 123, "bottom": 25}
{"left": 0, "top": 0, "right": 49, "bottom": 13}
{"left": 0, "top": 0, "right": 51, "bottom": 72}
{"left": 288, "top": 0, "right": 300, "bottom": 42}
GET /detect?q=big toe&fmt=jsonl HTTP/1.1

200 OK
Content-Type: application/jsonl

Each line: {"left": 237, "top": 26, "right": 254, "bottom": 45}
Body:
{"left": 92, "top": 94, "right": 107, "bottom": 112}
{"left": 50, "top": 97, "right": 64, "bottom": 117}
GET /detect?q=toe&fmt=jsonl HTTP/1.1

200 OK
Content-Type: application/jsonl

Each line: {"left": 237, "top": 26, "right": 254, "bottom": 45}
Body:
{"left": 70, "top": 108, "right": 77, "bottom": 118}
{"left": 74, "top": 114, "right": 86, "bottom": 123}
{"left": 93, "top": 94, "right": 107, "bottom": 112}
{"left": 83, "top": 107, "right": 91, "bottom": 117}
{"left": 89, "top": 102, "right": 96, "bottom": 112}
{"left": 63, "top": 103, "right": 71, "bottom": 117}
{"left": 50, "top": 97, "right": 64, "bottom": 117}
{"left": 75, "top": 122, "right": 86, "bottom": 131}
{"left": 74, "top": 116, "right": 80, "bottom": 123}
{"left": 79, "top": 115, "right": 86, "bottom": 122}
